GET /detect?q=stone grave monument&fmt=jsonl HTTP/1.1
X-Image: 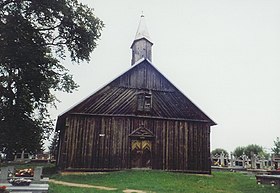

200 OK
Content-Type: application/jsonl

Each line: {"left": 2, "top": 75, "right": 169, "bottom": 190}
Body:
{"left": 0, "top": 166, "right": 49, "bottom": 193}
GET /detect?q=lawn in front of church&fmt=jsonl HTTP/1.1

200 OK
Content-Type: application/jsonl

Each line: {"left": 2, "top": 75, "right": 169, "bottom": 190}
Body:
{"left": 49, "top": 170, "right": 280, "bottom": 193}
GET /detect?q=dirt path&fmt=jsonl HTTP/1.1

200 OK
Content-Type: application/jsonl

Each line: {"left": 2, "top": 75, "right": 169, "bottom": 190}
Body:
{"left": 49, "top": 179, "right": 117, "bottom": 191}
{"left": 122, "top": 189, "right": 147, "bottom": 193}
{"left": 49, "top": 179, "right": 149, "bottom": 192}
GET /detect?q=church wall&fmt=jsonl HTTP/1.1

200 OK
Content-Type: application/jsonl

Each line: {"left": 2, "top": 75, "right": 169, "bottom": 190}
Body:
{"left": 58, "top": 115, "right": 211, "bottom": 173}
{"left": 186, "top": 122, "right": 211, "bottom": 172}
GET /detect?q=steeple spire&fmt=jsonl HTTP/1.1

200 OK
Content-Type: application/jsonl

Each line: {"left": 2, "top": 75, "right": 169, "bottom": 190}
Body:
{"left": 134, "top": 14, "right": 151, "bottom": 42}
{"left": 131, "top": 14, "right": 153, "bottom": 65}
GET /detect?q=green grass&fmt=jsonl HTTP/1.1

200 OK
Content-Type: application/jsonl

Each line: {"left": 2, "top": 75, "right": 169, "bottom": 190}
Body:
{"left": 49, "top": 183, "right": 110, "bottom": 193}
{"left": 2, "top": 162, "right": 279, "bottom": 192}
{"left": 50, "top": 170, "right": 280, "bottom": 193}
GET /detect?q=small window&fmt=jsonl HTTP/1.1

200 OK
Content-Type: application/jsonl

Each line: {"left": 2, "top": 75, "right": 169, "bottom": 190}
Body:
{"left": 144, "top": 95, "right": 151, "bottom": 111}
{"left": 137, "top": 91, "right": 152, "bottom": 112}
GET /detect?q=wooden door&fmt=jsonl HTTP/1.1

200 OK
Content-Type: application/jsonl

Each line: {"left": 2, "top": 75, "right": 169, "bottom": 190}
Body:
{"left": 131, "top": 140, "right": 152, "bottom": 168}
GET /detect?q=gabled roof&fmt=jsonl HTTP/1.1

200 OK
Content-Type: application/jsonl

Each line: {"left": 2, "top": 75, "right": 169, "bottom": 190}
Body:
{"left": 57, "top": 59, "right": 216, "bottom": 129}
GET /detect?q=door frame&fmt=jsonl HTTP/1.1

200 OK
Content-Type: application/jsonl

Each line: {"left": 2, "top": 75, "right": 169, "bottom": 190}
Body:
{"left": 129, "top": 126, "right": 155, "bottom": 169}
{"left": 130, "top": 139, "right": 153, "bottom": 168}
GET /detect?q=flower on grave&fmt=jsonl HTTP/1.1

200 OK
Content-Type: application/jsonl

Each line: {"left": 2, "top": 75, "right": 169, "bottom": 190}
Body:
{"left": 0, "top": 186, "right": 9, "bottom": 193}
{"left": 9, "top": 178, "right": 32, "bottom": 186}
{"left": 15, "top": 168, "right": 34, "bottom": 177}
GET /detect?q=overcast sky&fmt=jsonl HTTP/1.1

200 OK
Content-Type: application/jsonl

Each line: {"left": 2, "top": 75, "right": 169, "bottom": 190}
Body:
{"left": 49, "top": 0, "right": 280, "bottom": 153}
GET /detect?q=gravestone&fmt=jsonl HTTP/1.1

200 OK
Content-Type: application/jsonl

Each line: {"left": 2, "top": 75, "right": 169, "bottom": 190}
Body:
{"left": 0, "top": 167, "right": 8, "bottom": 181}
{"left": 242, "top": 154, "right": 246, "bottom": 168}
{"left": 7, "top": 166, "right": 14, "bottom": 177}
{"left": 5, "top": 183, "right": 49, "bottom": 193}
{"left": 260, "top": 157, "right": 265, "bottom": 169}
{"left": 251, "top": 154, "right": 257, "bottom": 169}
{"left": 34, "top": 167, "right": 43, "bottom": 181}
{"left": 230, "top": 153, "right": 234, "bottom": 167}
{"left": 220, "top": 152, "right": 225, "bottom": 166}
{"left": 1, "top": 166, "right": 48, "bottom": 192}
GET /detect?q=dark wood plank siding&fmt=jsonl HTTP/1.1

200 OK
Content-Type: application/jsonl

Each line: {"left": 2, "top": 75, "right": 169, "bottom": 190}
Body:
{"left": 58, "top": 115, "right": 210, "bottom": 173}
{"left": 65, "top": 61, "right": 215, "bottom": 124}
{"left": 187, "top": 122, "right": 211, "bottom": 173}
{"left": 115, "top": 63, "right": 174, "bottom": 91}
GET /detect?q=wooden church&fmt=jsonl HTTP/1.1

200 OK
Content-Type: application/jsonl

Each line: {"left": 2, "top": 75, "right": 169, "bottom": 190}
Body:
{"left": 56, "top": 15, "right": 216, "bottom": 174}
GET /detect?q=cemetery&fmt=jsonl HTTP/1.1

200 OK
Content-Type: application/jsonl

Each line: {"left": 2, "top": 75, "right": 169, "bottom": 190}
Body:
{"left": 0, "top": 151, "right": 279, "bottom": 192}
{"left": 0, "top": 153, "right": 279, "bottom": 193}
{"left": 211, "top": 152, "right": 280, "bottom": 187}
{"left": 0, "top": 166, "right": 49, "bottom": 193}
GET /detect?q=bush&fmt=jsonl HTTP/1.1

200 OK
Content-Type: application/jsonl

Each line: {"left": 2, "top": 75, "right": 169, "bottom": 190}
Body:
{"left": 42, "top": 164, "right": 57, "bottom": 177}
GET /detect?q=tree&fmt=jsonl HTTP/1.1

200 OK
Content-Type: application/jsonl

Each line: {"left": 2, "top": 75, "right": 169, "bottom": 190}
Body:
{"left": 233, "top": 145, "right": 267, "bottom": 159}
{"left": 244, "top": 144, "right": 265, "bottom": 158}
{"left": 211, "top": 148, "right": 228, "bottom": 156}
{"left": 0, "top": 0, "right": 104, "bottom": 159}
{"left": 272, "top": 137, "right": 280, "bottom": 155}
{"left": 233, "top": 146, "right": 246, "bottom": 158}
{"left": 49, "top": 132, "right": 59, "bottom": 160}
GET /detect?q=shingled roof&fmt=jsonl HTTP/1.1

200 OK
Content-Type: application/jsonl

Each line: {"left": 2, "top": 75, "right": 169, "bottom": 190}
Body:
{"left": 56, "top": 59, "right": 216, "bottom": 130}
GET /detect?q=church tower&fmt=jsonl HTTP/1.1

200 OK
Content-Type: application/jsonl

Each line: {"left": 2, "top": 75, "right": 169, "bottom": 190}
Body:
{"left": 131, "top": 15, "right": 153, "bottom": 65}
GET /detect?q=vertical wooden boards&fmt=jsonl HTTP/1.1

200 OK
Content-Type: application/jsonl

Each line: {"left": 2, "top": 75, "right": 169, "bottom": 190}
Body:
{"left": 58, "top": 115, "right": 211, "bottom": 173}
{"left": 186, "top": 122, "right": 211, "bottom": 173}
{"left": 184, "top": 122, "right": 188, "bottom": 170}
{"left": 117, "top": 61, "right": 174, "bottom": 91}
{"left": 152, "top": 119, "right": 188, "bottom": 171}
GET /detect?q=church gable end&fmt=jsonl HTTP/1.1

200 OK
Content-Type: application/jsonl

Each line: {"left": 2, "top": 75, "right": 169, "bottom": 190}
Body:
{"left": 63, "top": 59, "right": 215, "bottom": 124}
{"left": 56, "top": 14, "right": 215, "bottom": 174}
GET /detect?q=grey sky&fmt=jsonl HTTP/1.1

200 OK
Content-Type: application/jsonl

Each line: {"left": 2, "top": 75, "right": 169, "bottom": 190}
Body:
{"left": 50, "top": 0, "right": 280, "bottom": 153}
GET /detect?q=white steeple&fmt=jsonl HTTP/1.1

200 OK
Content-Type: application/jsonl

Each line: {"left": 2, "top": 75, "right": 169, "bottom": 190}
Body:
{"left": 131, "top": 14, "right": 153, "bottom": 65}
{"left": 134, "top": 14, "right": 152, "bottom": 42}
